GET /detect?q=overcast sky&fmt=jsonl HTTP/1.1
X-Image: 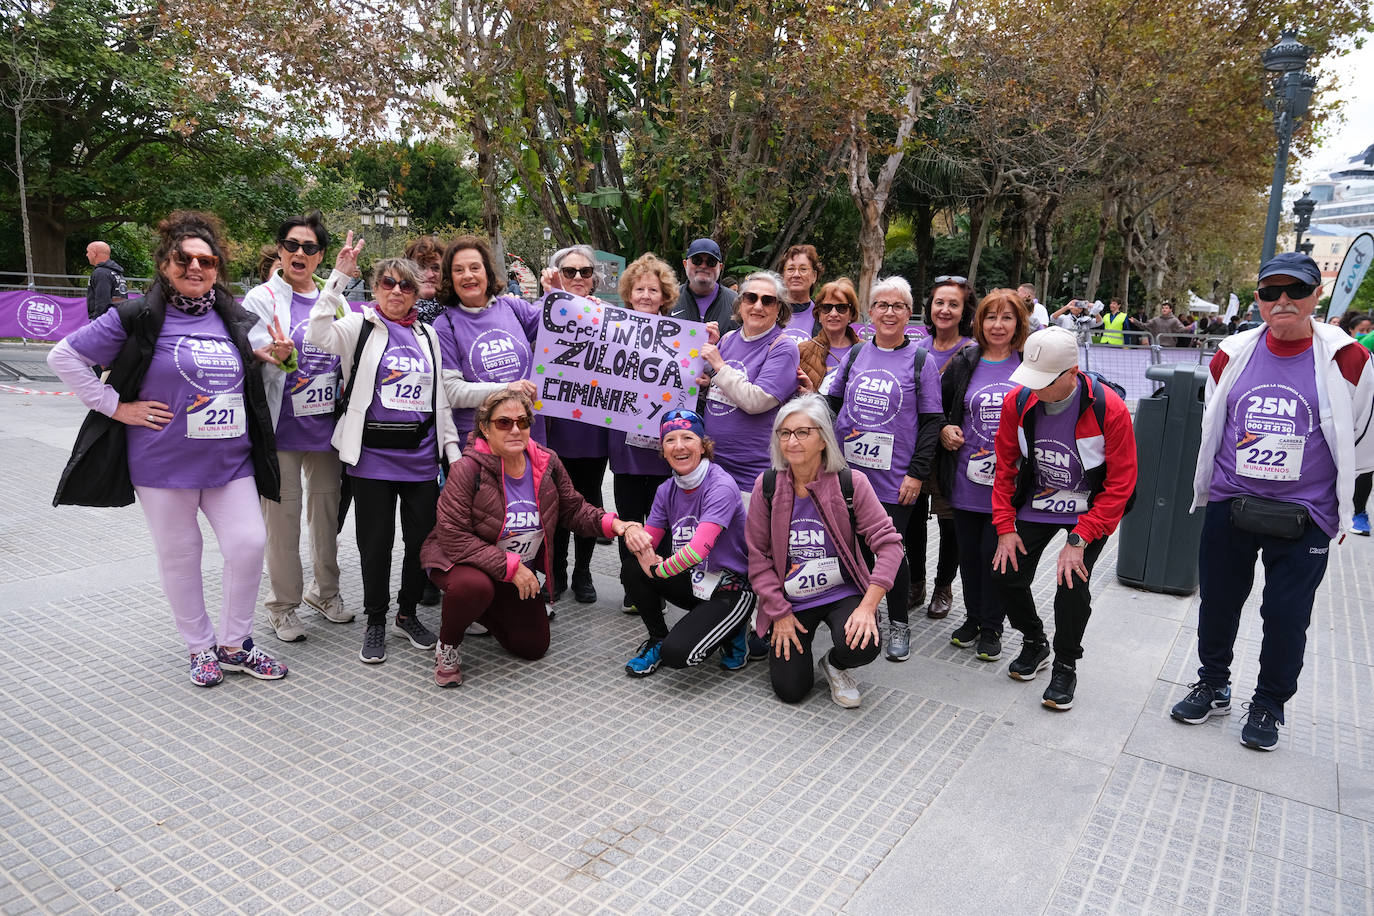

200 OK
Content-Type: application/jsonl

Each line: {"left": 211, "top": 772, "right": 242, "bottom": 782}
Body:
{"left": 1298, "top": 33, "right": 1374, "bottom": 186}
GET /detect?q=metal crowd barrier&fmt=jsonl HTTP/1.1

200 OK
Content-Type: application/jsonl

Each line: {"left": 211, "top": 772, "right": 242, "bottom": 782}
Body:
{"left": 1075, "top": 330, "right": 1228, "bottom": 408}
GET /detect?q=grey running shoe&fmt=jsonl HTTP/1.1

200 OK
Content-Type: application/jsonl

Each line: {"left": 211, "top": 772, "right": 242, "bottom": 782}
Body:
{"left": 395, "top": 614, "right": 437, "bottom": 650}
{"left": 885, "top": 621, "right": 911, "bottom": 662}
{"left": 360, "top": 623, "right": 387, "bottom": 664}
{"left": 819, "top": 651, "right": 862, "bottom": 708}
{"left": 267, "top": 607, "right": 306, "bottom": 642}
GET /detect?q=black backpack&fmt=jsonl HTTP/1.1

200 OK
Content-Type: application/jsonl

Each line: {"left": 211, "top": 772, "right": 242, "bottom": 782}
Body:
{"left": 760, "top": 466, "right": 866, "bottom": 554}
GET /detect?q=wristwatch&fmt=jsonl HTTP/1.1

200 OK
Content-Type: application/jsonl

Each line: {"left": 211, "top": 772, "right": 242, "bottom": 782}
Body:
{"left": 1066, "top": 531, "right": 1086, "bottom": 548}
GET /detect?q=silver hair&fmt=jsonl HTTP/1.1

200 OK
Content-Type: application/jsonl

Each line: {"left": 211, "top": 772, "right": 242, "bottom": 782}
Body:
{"left": 369, "top": 257, "right": 424, "bottom": 290}
{"left": 769, "top": 393, "right": 848, "bottom": 474}
{"left": 550, "top": 244, "right": 599, "bottom": 292}
{"left": 870, "top": 275, "right": 913, "bottom": 307}
{"left": 736, "top": 271, "right": 791, "bottom": 327}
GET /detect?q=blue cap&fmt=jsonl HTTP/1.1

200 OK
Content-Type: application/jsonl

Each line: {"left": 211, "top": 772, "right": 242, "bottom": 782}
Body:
{"left": 660, "top": 408, "right": 706, "bottom": 441}
{"left": 685, "top": 238, "right": 722, "bottom": 260}
{"left": 1257, "top": 252, "right": 1321, "bottom": 285}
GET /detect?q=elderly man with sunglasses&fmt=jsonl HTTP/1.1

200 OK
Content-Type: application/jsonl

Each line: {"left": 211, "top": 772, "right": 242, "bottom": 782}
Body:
{"left": 1171, "top": 252, "right": 1374, "bottom": 752}
{"left": 671, "top": 238, "right": 738, "bottom": 336}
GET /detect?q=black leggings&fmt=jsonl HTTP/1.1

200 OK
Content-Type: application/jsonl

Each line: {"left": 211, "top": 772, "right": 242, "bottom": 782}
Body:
{"left": 614, "top": 473, "right": 669, "bottom": 595}
{"left": 951, "top": 508, "right": 1002, "bottom": 632}
{"left": 867, "top": 502, "right": 912, "bottom": 624}
{"left": 1356, "top": 471, "right": 1372, "bottom": 515}
{"left": 350, "top": 475, "right": 439, "bottom": 623}
{"left": 552, "top": 455, "right": 608, "bottom": 581}
{"left": 623, "top": 562, "right": 755, "bottom": 668}
{"left": 769, "top": 595, "right": 882, "bottom": 703}
{"left": 905, "top": 491, "right": 958, "bottom": 589}
{"left": 990, "top": 520, "right": 1108, "bottom": 664}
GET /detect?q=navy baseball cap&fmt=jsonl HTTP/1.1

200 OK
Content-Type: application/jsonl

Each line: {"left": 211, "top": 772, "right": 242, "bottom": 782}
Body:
{"left": 685, "top": 238, "right": 722, "bottom": 260}
{"left": 1257, "top": 252, "right": 1321, "bottom": 285}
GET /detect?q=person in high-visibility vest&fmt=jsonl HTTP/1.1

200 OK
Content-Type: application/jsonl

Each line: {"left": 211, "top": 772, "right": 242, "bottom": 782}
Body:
{"left": 1097, "top": 298, "right": 1130, "bottom": 345}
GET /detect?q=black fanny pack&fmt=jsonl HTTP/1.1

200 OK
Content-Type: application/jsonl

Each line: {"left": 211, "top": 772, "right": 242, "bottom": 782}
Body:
{"left": 1229, "top": 495, "right": 1309, "bottom": 540}
{"left": 362, "top": 417, "right": 434, "bottom": 450}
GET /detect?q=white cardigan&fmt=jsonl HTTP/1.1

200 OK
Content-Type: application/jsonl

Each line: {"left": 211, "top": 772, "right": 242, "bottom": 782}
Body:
{"left": 1191, "top": 319, "right": 1374, "bottom": 534}
{"left": 305, "top": 269, "right": 460, "bottom": 468}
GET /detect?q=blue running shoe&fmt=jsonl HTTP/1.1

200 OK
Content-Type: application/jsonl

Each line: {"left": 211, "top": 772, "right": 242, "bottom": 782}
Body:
{"left": 625, "top": 639, "right": 662, "bottom": 678}
{"left": 1240, "top": 704, "right": 1280, "bottom": 751}
{"left": 720, "top": 625, "right": 749, "bottom": 671}
{"left": 1354, "top": 512, "right": 1370, "bottom": 536}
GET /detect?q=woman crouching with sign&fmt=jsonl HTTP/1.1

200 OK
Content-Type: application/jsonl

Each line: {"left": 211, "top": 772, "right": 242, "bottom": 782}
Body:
{"left": 307, "top": 239, "right": 461, "bottom": 665}
{"left": 746, "top": 395, "right": 901, "bottom": 708}
{"left": 420, "top": 391, "right": 640, "bottom": 686}
{"left": 620, "top": 409, "right": 758, "bottom": 677}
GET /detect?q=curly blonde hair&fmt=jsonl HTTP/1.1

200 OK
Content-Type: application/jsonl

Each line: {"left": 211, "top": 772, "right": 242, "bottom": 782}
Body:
{"left": 617, "top": 253, "right": 679, "bottom": 313}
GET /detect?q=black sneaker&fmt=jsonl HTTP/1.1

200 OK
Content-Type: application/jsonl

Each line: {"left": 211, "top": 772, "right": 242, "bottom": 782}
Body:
{"left": 1240, "top": 704, "right": 1280, "bottom": 751}
{"left": 359, "top": 623, "right": 387, "bottom": 664}
{"left": 395, "top": 613, "right": 437, "bottom": 650}
{"left": 1007, "top": 639, "right": 1051, "bottom": 681}
{"left": 572, "top": 569, "right": 597, "bottom": 604}
{"left": 950, "top": 620, "right": 979, "bottom": 647}
{"left": 419, "top": 582, "right": 441, "bottom": 607}
{"left": 975, "top": 629, "right": 1002, "bottom": 661}
{"left": 747, "top": 632, "right": 771, "bottom": 661}
{"left": 1041, "top": 663, "right": 1076, "bottom": 710}
{"left": 1171, "top": 682, "right": 1231, "bottom": 724}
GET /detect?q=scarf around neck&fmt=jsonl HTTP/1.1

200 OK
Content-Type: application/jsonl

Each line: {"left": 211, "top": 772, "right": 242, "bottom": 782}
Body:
{"left": 672, "top": 457, "right": 711, "bottom": 491}
{"left": 170, "top": 290, "right": 216, "bottom": 316}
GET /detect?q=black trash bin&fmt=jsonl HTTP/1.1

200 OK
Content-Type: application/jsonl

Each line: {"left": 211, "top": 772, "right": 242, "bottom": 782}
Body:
{"left": 1116, "top": 363, "right": 1209, "bottom": 594}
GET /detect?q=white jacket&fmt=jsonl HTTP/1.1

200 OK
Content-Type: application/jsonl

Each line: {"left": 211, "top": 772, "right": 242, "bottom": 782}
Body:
{"left": 241, "top": 270, "right": 335, "bottom": 430}
{"left": 306, "top": 269, "right": 460, "bottom": 468}
{"left": 1191, "top": 319, "right": 1374, "bottom": 533}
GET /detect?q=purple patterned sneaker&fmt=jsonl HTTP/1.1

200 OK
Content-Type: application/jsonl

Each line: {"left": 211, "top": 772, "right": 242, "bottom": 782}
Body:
{"left": 216, "top": 637, "right": 288, "bottom": 680}
{"left": 190, "top": 648, "right": 223, "bottom": 687}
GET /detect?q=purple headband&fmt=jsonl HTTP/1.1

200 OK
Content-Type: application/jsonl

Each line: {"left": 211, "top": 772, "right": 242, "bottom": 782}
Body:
{"left": 659, "top": 408, "right": 706, "bottom": 441}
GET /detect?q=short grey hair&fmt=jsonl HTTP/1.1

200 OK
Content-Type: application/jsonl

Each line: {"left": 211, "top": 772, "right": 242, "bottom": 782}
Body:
{"left": 870, "top": 275, "right": 913, "bottom": 308}
{"left": 735, "top": 271, "right": 791, "bottom": 328}
{"left": 550, "top": 244, "right": 599, "bottom": 292}
{"left": 769, "top": 394, "right": 848, "bottom": 473}
{"left": 369, "top": 257, "right": 423, "bottom": 290}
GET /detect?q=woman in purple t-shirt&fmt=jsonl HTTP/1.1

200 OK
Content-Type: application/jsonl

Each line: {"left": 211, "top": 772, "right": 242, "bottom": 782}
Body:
{"left": 49, "top": 211, "right": 292, "bottom": 687}
{"left": 241, "top": 212, "right": 354, "bottom": 644}
{"left": 910, "top": 276, "right": 977, "bottom": 623}
{"left": 935, "top": 289, "right": 1030, "bottom": 663}
{"left": 608, "top": 254, "right": 678, "bottom": 612}
{"left": 699, "top": 271, "right": 801, "bottom": 492}
{"left": 620, "top": 409, "right": 758, "bottom": 678}
{"left": 540, "top": 244, "right": 612, "bottom": 605}
{"left": 308, "top": 243, "right": 462, "bottom": 666}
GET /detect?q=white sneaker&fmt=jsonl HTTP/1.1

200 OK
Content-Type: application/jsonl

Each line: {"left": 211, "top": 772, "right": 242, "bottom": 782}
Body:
{"left": 303, "top": 593, "right": 354, "bottom": 624}
{"left": 819, "top": 652, "right": 862, "bottom": 708}
{"left": 267, "top": 607, "right": 306, "bottom": 643}
{"left": 465, "top": 621, "right": 489, "bottom": 636}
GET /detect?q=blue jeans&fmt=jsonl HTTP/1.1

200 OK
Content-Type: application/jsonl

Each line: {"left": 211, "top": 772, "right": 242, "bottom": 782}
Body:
{"left": 1195, "top": 499, "right": 1332, "bottom": 722}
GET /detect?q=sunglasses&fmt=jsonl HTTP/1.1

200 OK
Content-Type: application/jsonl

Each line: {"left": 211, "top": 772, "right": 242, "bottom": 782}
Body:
{"left": 740, "top": 291, "right": 780, "bottom": 307}
{"left": 280, "top": 238, "right": 323, "bottom": 256}
{"left": 171, "top": 250, "right": 219, "bottom": 270}
{"left": 560, "top": 265, "right": 596, "bottom": 280}
{"left": 933, "top": 275, "right": 969, "bottom": 285}
{"left": 689, "top": 253, "right": 720, "bottom": 268}
{"left": 1256, "top": 282, "right": 1317, "bottom": 302}
{"left": 817, "top": 302, "right": 851, "bottom": 314}
{"left": 489, "top": 415, "right": 532, "bottom": 431}
{"left": 378, "top": 276, "right": 418, "bottom": 294}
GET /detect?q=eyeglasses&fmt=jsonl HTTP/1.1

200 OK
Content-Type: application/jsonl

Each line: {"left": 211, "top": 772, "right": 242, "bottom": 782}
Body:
{"left": 783, "top": 265, "right": 814, "bottom": 276}
{"left": 933, "top": 275, "right": 968, "bottom": 285}
{"left": 817, "top": 302, "right": 850, "bottom": 314}
{"left": 689, "top": 253, "right": 719, "bottom": 268}
{"left": 559, "top": 265, "right": 596, "bottom": 280}
{"left": 870, "top": 301, "right": 909, "bottom": 313}
{"left": 378, "top": 276, "right": 418, "bottom": 294}
{"left": 776, "top": 426, "right": 820, "bottom": 441}
{"left": 171, "top": 250, "right": 219, "bottom": 270}
{"left": 1256, "top": 282, "right": 1317, "bottom": 302}
{"left": 489, "top": 415, "right": 532, "bottom": 431}
{"left": 279, "top": 238, "right": 322, "bottom": 256}
{"left": 740, "top": 291, "right": 780, "bottom": 307}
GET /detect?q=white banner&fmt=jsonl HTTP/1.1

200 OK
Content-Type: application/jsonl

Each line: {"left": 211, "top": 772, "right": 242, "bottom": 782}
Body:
{"left": 1329, "top": 232, "right": 1374, "bottom": 320}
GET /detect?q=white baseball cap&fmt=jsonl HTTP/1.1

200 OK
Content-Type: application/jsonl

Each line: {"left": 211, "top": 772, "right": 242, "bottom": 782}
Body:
{"left": 1010, "top": 326, "right": 1080, "bottom": 389}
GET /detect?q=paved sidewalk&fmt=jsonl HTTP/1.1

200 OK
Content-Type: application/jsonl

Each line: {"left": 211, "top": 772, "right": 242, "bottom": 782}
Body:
{"left": 1, "top": 342, "right": 1371, "bottom": 915}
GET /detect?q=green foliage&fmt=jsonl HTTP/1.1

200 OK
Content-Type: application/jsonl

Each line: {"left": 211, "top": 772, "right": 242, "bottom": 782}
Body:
{"left": 320, "top": 140, "right": 484, "bottom": 236}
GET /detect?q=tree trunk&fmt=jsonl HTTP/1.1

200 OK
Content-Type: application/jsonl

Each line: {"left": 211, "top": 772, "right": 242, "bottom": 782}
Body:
{"left": 11, "top": 104, "right": 35, "bottom": 289}
{"left": 1031, "top": 193, "right": 1060, "bottom": 302}
{"left": 914, "top": 200, "right": 934, "bottom": 295}
{"left": 1006, "top": 200, "right": 1028, "bottom": 288}
{"left": 25, "top": 203, "right": 69, "bottom": 281}
{"left": 470, "top": 115, "right": 506, "bottom": 268}
{"left": 1084, "top": 193, "right": 1113, "bottom": 301}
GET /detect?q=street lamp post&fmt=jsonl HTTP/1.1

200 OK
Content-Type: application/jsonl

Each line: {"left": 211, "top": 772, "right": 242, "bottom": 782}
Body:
{"left": 1259, "top": 30, "right": 1317, "bottom": 264}
{"left": 359, "top": 188, "right": 411, "bottom": 258}
{"left": 1292, "top": 190, "right": 1316, "bottom": 252}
